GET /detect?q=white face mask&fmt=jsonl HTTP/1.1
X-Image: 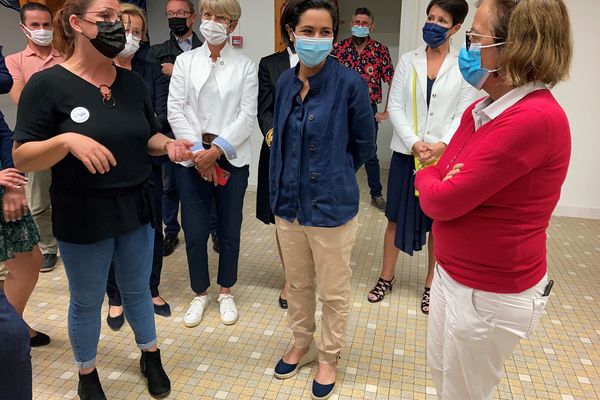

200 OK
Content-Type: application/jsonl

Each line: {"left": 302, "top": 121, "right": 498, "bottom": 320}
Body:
{"left": 21, "top": 24, "right": 53, "bottom": 46}
{"left": 200, "top": 20, "right": 229, "bottom": 45}
{"left": 118, "top": 33, "right": 141, "bottom": 58}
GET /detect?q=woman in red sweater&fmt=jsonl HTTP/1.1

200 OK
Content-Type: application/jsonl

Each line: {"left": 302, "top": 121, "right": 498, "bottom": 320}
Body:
{"left": 414, "top": 0, "right": 573, "bottom": 398}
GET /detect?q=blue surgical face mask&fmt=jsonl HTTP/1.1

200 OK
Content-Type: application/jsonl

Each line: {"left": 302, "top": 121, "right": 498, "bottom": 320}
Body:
{"left": 351, "top": 25, "right": 370, "bottom": 38}
{"left": 293, "top": 33, "right": 333, "bottom": 68}
{"left": 458, "top": 43, "right": 503, "bottom": 90}
{"left": 422, "top": 22, "right": 449, "bottom": 48}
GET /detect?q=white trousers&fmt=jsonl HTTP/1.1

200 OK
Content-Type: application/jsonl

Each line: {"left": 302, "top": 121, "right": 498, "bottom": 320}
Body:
{"left": 427, "top": 264, "right": 549, "bottom": 400}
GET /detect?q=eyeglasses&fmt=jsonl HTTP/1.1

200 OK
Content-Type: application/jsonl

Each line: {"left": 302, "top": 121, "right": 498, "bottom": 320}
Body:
{"left": 200, "top": 11, "right": 230, "bottom": 25}
{"left": 465, "top": 30, "right": 503, "bottom": 50}
{"left": 165, "top": 10, "right": 193, "bottom": 18}
{"left": 77, "top": 9, "right": 123, "bottom": 25}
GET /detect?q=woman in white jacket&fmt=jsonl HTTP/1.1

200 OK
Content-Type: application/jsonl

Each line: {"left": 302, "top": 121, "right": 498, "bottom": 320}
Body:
{"left": 168, "top": 0, "right": 258, "bottom": 327}
{"left": 367, "top": 0, "right": 478, "bottom": 313}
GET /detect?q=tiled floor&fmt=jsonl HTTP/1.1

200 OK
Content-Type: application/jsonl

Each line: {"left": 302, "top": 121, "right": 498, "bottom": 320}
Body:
{"left": 23, "top": 170, "right": 600, "bottom": 399}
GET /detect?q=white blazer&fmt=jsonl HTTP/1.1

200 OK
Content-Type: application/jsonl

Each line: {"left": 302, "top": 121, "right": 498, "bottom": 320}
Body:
{"left": 168, "top": 42, "right": 258, "bottom": 167}
{"left": 388, "top": 45, "right": 480, "bottom": 155}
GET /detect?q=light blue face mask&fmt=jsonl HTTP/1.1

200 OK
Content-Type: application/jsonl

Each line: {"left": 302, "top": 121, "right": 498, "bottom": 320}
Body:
{"left": 458, "top": 43, "right": 503, "bottom": 89}
{"left": 351, "top": 25, "right": 370, "bottom": 38}
{"left": 293, "top": 33, "right": 333, "bottom": 68}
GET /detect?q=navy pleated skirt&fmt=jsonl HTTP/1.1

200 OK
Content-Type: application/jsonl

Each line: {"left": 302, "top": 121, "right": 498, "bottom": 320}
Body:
{"left": 385, "top": 152, "right": 432, "bottom": 256}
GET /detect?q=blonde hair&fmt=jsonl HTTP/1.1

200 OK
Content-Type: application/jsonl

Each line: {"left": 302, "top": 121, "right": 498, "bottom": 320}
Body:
{"left": 53, "top": 0, "right": 94, "bottom": 60}
{"left": 121, "top": 2, "right": 148, "bottom": 39}
{"left": 481, "top": 0, "right": 573, "bottom": 88}
{"left": 200, "top": 0, "right": 241, "bottom": 21}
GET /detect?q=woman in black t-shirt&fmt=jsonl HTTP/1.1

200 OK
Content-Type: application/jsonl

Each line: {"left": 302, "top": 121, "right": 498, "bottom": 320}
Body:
{"left": 12, "top": 1, "right": 192, "bottom": 398}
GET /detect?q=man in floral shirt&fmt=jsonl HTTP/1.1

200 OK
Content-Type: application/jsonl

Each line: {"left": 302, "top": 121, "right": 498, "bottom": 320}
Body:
{"left": 332, "top": 7, "right": 395, "bottom": 211}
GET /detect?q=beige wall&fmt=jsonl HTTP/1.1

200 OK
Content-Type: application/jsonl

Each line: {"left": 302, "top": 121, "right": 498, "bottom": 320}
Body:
{"left": 551, "top": 0, "right": 599, "bottom": 218}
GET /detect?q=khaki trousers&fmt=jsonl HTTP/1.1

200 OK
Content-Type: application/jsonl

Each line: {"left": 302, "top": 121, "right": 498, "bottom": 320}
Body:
{"left": 275, "top": 216, "right": 358, "bottom": 363}
{"left": 25, "top": 169, "right": 56, "bottom": 255}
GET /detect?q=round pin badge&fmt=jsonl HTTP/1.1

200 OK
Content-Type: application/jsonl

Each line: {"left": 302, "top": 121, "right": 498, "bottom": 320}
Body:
{"left": 70, "top": 107, "right": 90, "bottom": 124}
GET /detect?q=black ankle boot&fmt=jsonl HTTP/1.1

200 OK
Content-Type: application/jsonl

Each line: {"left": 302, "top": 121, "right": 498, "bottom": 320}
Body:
{"left": 140, "top": 349, "right": 171, "bottom": 398}
{"left": 78, "top": 369, "right": 107, "bottom": 400}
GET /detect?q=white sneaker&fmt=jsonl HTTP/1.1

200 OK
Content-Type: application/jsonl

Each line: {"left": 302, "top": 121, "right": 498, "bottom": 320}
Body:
{"left": 218, "top": 294, "right": 238, "bottom": 325}
{"left": 184, "top": 295, "right": 209, "bottom": 327}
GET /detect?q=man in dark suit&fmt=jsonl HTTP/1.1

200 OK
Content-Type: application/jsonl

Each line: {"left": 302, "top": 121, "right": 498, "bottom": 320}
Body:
{"left": 147, "top": 0, "right": 206, "bottom": 256}
{"left": 256, "top": 50, "right": 295, "bottom": 225}
{"left": 147, "top": 0, "right": 202, "bottom": 76}
{"left": 256, "top": 17, "right": 299, "bottom": 309}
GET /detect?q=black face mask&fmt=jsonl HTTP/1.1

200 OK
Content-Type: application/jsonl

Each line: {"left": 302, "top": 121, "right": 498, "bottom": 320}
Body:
{"left": 87, "top": 20, "right": 126, "bottom": 59}
{"left": 169, "top": 17, "right": 189, "bottom": 37}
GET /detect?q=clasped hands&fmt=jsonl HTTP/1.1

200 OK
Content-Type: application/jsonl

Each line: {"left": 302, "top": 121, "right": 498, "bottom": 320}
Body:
{"left": 192, "top": 146, "right": 223, "bottom": 185}
{"left": 412, "top": 140, "right": 446, "bottom": 164}
{"left": 411, "top": 140, "right": 463, "bottom": 182}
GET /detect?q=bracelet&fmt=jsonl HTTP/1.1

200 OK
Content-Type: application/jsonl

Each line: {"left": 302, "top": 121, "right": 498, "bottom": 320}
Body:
{"left": 163, "top": 139, "right": 174, "bottom": 152}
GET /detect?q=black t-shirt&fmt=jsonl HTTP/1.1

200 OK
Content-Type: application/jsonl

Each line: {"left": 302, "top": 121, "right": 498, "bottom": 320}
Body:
{"left": 13, "top": 65, "right": 162, "bottom": 244}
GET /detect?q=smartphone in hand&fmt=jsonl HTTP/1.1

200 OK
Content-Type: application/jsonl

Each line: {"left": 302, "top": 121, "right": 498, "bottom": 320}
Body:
{"left": 215, "top": 165, "right": 230, "bottom": 186}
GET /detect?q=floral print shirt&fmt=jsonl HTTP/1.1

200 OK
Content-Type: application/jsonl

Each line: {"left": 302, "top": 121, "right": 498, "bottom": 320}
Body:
{"left": 332, "top": 37, "right": 395, "bottom": 104}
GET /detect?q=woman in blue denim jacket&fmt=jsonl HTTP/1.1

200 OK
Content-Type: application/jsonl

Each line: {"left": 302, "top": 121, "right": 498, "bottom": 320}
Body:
{"left": 269, "top": 1, "right": 375, "bottom": 398}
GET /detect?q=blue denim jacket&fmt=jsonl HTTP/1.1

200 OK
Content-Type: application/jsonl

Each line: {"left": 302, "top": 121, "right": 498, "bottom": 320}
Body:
{"left": 269, "top": 57, "right": 376, "bottom": 227}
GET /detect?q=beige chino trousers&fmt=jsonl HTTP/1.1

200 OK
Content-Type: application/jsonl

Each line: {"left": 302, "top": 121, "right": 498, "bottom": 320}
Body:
{"left": 275, "top": 216, "right": 358, "bottom": 364}
{"left": 25, "top": 169, "right": 56, "bottom": 255}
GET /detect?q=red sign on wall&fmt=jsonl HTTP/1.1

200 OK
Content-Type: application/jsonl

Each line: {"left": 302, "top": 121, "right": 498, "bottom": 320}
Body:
{"left": 232, "top": 36, "right": 243, "bottom": 48}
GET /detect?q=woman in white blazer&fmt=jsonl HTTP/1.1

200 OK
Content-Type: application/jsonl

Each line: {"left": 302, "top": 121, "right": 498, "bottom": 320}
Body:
{"left": 167, "top": 0, "right": 258, "bottom": 328}
{"left": 367, "top": 0, "right": 478, "bottom": 313}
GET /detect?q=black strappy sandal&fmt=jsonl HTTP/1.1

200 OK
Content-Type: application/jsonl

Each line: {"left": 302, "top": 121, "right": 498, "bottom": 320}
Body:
{"left": 421, "top": 287, "right": 431, "bottom": 315}
{"left": 367, "top": 276, "right": 396, "bottom": 303}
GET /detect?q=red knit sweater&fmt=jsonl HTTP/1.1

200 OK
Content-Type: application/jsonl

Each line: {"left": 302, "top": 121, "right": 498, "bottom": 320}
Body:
{"left": 415, "top": 89, "right": 571, "bottom": 293}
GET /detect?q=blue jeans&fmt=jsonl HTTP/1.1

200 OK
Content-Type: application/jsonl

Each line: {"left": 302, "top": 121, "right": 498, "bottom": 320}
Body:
{"left": 364, "top": 103, "right": 383, "bottom": 197}
{"left": 58, "top": 224, "right": 157, "bottom": 369}
{"left": 0, "top": 291, "right": 31, "bottom": 400}
{"left": 177, "top": 159, "right": 248, "bottom": 294}
{"left": 162, "top": 161, "right": 181, "bottom": 237}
